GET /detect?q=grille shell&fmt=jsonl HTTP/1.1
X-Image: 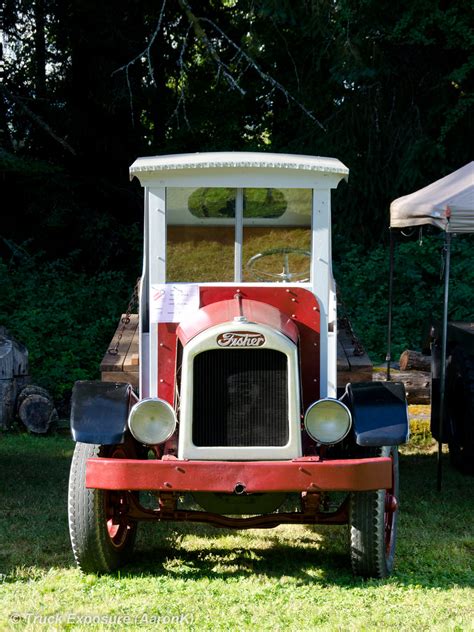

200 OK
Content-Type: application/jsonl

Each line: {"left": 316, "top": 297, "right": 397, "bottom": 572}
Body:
{"left": 192, "top": 349, "right": 289, "bottom": 447}
{"left": 177, "top": 322, "right": 302, "bottom": 461}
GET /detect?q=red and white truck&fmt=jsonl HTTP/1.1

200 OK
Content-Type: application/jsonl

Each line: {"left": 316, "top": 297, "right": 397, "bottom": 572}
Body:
{"left": 68, "top": 152, "right": 408, "bottom": 577}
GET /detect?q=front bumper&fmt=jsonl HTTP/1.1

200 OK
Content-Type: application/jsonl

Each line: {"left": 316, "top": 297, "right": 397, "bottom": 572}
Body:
{"left": 86, "top": 456, "right": 392, "bottom": 493}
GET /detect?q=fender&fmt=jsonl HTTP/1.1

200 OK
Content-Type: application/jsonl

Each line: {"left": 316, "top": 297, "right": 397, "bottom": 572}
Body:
{"left": 71, "top": 381, "right": 133, "bottom": 445}
{"left": 345, "top": 381, "right": 409, "bottom": 447}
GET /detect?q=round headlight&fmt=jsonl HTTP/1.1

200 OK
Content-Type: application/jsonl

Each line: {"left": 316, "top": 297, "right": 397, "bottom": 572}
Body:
{"left": 304, "top": 398, "right": 352, "bottom": 445}
{"left": 128, "top": 398, "right": 177, "bottom": 445}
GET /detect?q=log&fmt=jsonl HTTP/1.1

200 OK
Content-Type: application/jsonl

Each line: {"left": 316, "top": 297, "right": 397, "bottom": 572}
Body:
{"left": 399, "top": 349, "right": 431, "bottom": 372}
{"left": 17, "top": 387, "right": 58, "bottom": 434}
{"left": 17, "top": 385, "right": 51, "bottom": 409}
{"left": 372, "top": 368, "right": 430, "bottom": 404}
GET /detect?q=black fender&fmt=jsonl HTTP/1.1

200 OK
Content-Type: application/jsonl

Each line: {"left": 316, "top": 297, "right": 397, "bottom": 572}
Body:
{"left": 345, "top": 381, "right": 409, "bottom": 447}
{"left": 70, "top": 381, "right": 133, "bottom": 445}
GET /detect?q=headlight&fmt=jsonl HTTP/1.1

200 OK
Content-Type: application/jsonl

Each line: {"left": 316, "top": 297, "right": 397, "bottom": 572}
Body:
{"left": 304, "top": 398, "right": 352, "bottom": 445}
{"left": 128, "top": 398, "right": 177, "bottom": 445}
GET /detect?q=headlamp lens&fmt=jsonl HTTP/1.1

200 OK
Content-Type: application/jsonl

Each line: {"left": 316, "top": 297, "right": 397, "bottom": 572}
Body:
{"left": 304, "top": 399, "right": 352, "bottom": 445}
{"left": 128, "top": 398, "right": 177, "bottom": 445}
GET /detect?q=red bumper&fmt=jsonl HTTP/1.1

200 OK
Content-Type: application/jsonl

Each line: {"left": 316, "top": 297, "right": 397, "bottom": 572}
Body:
{"left": 86, "top": 456, "right": 392, "bottom": 493}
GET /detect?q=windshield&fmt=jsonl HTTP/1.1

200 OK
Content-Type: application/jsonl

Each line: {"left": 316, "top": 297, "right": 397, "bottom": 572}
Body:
{"left": 166, "top": 187, "right": 312, "bottom": 283}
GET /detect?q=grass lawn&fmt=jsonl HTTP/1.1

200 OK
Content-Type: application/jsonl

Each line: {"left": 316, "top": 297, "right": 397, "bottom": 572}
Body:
{"left": 0, "top": 430, "right": 473, "bottom": 631}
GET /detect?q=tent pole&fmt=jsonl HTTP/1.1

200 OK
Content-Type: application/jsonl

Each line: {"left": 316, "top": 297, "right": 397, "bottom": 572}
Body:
{"left": 386, "top": 229, "right": 395, "bottom": 381}
{"left": 437, "top": 232, "right": 451, "bottom": 492}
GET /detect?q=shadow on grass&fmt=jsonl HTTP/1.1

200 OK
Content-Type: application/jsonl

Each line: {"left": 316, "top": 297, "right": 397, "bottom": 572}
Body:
{"left": 131, "top": 532, "right": 351, "bottom": 585}
{"left": 125, "top": 450, "right": 474, "bottom": 589}
{"left": 1, "top": 434, "right": 473, "bottom": 589}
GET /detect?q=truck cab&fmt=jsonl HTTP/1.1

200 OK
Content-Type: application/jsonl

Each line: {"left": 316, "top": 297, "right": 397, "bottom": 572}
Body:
{"left": 68, "top": 152, "right": 408, "bottom": 577}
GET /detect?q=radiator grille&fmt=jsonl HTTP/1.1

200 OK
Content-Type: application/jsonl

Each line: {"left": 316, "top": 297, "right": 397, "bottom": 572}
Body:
{"left": 192, "top": 349, "right": 288, "bottom": 447}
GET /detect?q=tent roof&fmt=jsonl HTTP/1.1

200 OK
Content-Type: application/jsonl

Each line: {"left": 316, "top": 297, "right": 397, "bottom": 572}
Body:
{"left": 390, "top": 161, "right": 474, "bottom": 233}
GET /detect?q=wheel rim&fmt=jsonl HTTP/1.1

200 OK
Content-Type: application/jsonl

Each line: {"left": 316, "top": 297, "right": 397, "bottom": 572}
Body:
{"left": 103, "top": 446, "right": 133, "bottom": 549}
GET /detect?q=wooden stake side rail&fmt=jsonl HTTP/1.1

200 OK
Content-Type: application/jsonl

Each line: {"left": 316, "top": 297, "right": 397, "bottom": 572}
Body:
{"left": 336, "top": 327, "right": 373, "bottom": 386}
{"left": 100, "top": 314, "right": 140, "bottom": 387}
{"left": 100, "top": 314, "right": 373, "bottom": 390}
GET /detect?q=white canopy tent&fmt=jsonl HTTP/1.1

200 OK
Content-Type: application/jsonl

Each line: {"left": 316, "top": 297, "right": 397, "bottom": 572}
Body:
{"left": 387, "top": 161, "right": 474, "bottom": 489}
{"left": 390, "top": 161, "right": 474, "bottom": 232}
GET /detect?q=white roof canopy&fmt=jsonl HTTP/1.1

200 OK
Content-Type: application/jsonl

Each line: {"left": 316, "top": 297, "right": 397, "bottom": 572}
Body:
{"left": 390, "top": 161, "right": 474, "bottom": 233}
{"left": 130, "top": 151, "right": 348, "bottom": 189}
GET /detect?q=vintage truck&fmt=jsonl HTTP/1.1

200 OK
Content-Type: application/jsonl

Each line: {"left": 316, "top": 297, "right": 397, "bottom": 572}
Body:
{"left": 68, "top": 152, "right": 408, "bottom": 577}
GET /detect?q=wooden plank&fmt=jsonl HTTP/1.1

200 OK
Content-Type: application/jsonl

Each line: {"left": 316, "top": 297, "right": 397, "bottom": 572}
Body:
{"left": 100, "top": 314, "right": 139, "bottom": 373}
{"left": 123, "top": 327, "right": 139, "bottom": 371}
{"left": 101, "top": 371, "right": 139, "bottom": 389}
{"left": 337, "top": 340, "right": 350, "bottom": 371}
{"left": 337, "top": 368, "right": 373, "bottom": 388}
{"left": 337, "top": 321, "right": 372, "bottom": 386}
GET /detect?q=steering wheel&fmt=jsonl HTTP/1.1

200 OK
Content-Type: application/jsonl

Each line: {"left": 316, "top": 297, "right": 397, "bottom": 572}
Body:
{"left": 246, "top": 247, "right": 311, "bottom": 282}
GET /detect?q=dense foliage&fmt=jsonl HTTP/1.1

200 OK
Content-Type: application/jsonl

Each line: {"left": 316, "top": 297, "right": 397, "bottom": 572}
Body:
{"left": 0, "top": 1, "right": 472, "bottom": 402}
{"left": 0, "top": 251, "right": 130, "bottom": 405}
{"left": 334, "top": 232, "right": 474, "bottom": 362}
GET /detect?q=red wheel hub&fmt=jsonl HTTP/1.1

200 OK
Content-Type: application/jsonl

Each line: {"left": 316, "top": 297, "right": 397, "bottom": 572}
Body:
{"left": 384, "top": 453, "right": 398, "bottom": 555}
{"left": 385, "top": 493, "right": 398, "bottom": 513}
{"left": 104, "top": 446, "right": 134, "bottom": 549}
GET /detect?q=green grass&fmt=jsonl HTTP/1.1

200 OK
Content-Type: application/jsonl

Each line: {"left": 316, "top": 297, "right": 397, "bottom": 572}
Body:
{"left": 0, "top": 433, "right": 473, "bottom": 631}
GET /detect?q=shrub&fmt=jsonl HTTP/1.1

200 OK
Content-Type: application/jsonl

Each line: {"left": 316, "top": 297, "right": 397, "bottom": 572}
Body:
{"left": 334, "top": 232, "right": 474, "bottom": 362}
{"left": 0, "top": 252, "right": 131, "bottom": 405}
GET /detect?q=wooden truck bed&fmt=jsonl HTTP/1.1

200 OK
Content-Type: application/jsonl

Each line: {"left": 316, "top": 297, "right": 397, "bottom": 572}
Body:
{"left": 100, "top": 314, "right": 372, "bottom": 389}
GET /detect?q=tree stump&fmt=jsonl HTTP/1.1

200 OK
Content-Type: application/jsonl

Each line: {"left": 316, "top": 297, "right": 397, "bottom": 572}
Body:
{"left": 0, "top": 380, "right": 16, "bottom": 429}
{"left": 0, "top": 331, "right": 29, "bottom": 430}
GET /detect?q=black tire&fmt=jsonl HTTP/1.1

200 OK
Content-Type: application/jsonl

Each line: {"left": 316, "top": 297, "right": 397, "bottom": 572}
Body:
{"left": 68, "top": 442, "right": 138, "bottom": 573}
{"left": 446, "top": 348, "right": 474, "bottom": 475}
{"left": 349, "top": 446, "right": 399, "bottom": 578}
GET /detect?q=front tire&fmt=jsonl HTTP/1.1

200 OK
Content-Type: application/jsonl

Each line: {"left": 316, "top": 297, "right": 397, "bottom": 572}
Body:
{"left": 68, "top": 441, "right": 138, "bottom": 573}
{"left": 349, "top": 446, "right": 399, "bottom": 578}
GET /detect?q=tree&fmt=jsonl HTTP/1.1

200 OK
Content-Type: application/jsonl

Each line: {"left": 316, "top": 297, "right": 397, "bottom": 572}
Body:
{"left": 1, "top": 0, "right": 472, "bottom": 258}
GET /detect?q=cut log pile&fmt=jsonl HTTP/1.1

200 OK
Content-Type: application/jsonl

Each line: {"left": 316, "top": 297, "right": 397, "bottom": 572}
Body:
{"left": 373, "top": 349, "right": 431, "bottom": 404}
{"left": 0, "top": 328, "right": 57, "bottom": 433}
